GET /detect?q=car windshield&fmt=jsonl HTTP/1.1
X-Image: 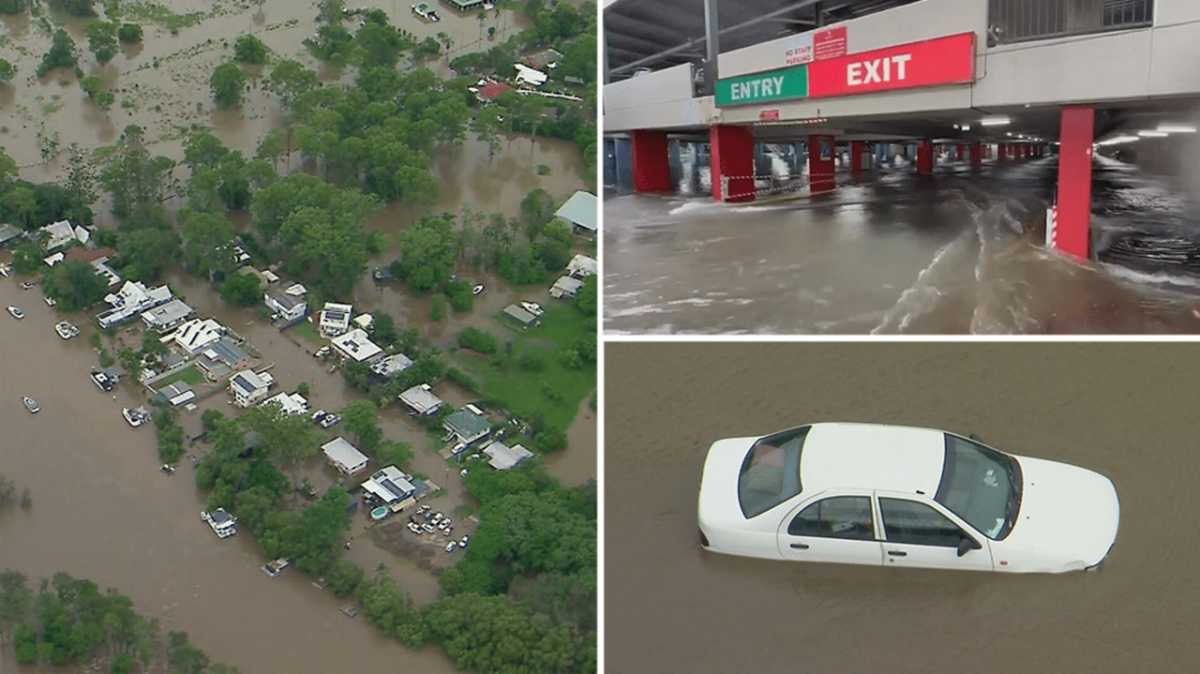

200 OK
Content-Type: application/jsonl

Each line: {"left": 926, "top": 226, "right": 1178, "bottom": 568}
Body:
{"left": 737, "top": 426, "right": 809, "bottom": 518}
{"left": 935, "top": 434, "right": 1022, "bottom": 540}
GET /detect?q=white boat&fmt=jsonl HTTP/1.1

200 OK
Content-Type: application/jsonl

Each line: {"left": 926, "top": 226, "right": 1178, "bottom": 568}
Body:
{"left": 22, "top": 397, "right": 39, "bottom": 414}
{"left": 261, "top": 558, "right": 289, "bottom": 577}
{"left": 202, "top": 508, "right": 238, "bottom": 539}
{"left": 122, "top": 407, "right": 151, "bottom": 428}
{"left": 54, "top": 321, "right": 79, "bottom": 340}
{"left": 7, "top": 306, "right": 24, "bottom": 319}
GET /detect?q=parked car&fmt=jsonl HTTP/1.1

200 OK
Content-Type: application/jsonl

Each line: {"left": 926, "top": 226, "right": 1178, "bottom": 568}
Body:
{"left": 7, "top": 306, "right": 24, "bottom": 319}
{"left": 43, "top": 296, "right": 56, "bottom": 307}
{"left": 430, "top": 513, "right": 443, "bottom": 524}
{"left": 319, "top": 413, "right": 341, "bottom": 429}
{"left": 472, "top": 283, "right": 485, "bottom": 296}
{"left": 19, "top": 280, "right": 35, "bottom": 290}
{"left": 698, "top": 423, "right": 1120, "bottom": 574}
{"left": 407, "top": 522, "right": 422, "bottom": 534}
{"left": 22, "top": 396, "right": 39, "bottom": 414}
{"left": 458, "top": 535, "right": 470, "bottom": 549}
{"left": 314, "top": 345, "right": 332, "bottom": 359}
{"left": 421, "top": 523, "right": 435, "bottom": 534}
{"left": 445, "top": 542, "right": 457, "bottom": 553}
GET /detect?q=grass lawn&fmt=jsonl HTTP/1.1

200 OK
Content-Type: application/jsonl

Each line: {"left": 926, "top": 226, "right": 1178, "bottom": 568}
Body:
{"left": 290, "top": 320, "right": 323, "bottom": 344}
{"left": 156, "top": 364, "right": 204, "bottom": 387}
{"left": 450, "top": 304, "right": 595, "bottom": 432}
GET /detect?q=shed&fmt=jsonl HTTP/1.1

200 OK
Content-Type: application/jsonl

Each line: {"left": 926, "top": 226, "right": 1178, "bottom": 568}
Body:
{"left": 555, "top": 191, "right": 597, "bottom": 236}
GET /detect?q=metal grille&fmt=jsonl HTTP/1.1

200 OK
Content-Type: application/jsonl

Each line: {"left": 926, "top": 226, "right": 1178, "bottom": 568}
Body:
{"left": 988, "top": 0, "right": 1153, "bottom": 45}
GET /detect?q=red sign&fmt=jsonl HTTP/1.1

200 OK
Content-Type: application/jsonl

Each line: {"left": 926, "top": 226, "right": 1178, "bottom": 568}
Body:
{"left": 813, "top": 26, "right": 847, "bottom": 61}
{"left": 808, "top": 32, "right": 975, "bottom": 99}
{"left": 759, "top": 109, "right": 780, "bottom": 121}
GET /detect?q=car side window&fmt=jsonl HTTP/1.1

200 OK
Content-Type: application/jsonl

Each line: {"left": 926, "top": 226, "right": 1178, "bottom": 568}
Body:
{"left": 878, "top": 498, "right": 965, "bottom": 547}
{"left": 787, "top": 496, "right": 874, "bottom": 540}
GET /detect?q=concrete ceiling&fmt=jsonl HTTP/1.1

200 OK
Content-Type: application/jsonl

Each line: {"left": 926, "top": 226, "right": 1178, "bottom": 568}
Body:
{"left": 604, "top": 0, "right": 922, "bottom": 76}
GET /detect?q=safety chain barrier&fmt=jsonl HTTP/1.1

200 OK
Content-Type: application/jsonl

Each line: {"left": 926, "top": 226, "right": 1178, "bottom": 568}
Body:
{"left": 720, "top": 172, "right": 838, "bottom": 203}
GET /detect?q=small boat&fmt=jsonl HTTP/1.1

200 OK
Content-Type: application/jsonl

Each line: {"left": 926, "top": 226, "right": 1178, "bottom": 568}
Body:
{"left": 370, "top": 506, "right": 390, "bottom": 521}
{"left": 261, "top": 558, "right": 289, "bottom": 577}
{"left": 7, "top": 306, "right": 24, "bottom": 319}
{"left": 122, "top": 407, "right": 151, "bottom": 428}
{"left": 54, "top": 321, "right": 79, "bottom": 340}
{"left": 22, "top": 397, "right": 39, "bottom": 414}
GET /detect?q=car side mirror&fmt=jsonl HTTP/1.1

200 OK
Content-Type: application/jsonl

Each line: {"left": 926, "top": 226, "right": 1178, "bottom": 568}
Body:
{"left": 957, "top": 536, "right": 981, "bottom": 557}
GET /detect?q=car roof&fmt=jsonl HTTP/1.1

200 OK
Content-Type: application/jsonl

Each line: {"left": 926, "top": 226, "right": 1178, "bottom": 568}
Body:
{"left": 800, "top": 423, "right": 946, "bottom": 496}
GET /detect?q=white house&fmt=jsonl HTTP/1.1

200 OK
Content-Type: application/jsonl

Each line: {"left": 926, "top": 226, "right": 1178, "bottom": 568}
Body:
{"left": 322, "top": 437, "right": 369, "bottom": 476}
{"left": 352, "top": 313, "right": 374, "bottom": 331}
{"left": 514, "top": 63, "right": 548, "bottom": 87}
{"left": 319, "top": 303, "right": 353, "bottom": 337}
{"left": 229, "top": 370, "right": 273, "bottom": 407}
{"left": 157, "top": 382, "right": 196, "bottom": 407}
{"left": 173, "top": 318, "right": 226, "bottom": 355}
{"left": 97, "top": 282, "right": 172, "bottom": 329}
{"left": 483, "top": 441, "right": 535, "bottom": 470}
{"left": 40, "top": 220, "right": 88, "bottom": 251}
{"left": 331, "top": 328, "right": 383, "bottom": 363}
{"left": 567, "top": 254, "right": 597, "bottom": 278}
{"left": 141, "top": 299, "right": 194, "bottom": 333}
{"left": 555, "top": 191, "right": 598, "bottom": 237}
{"left": 399, "top": 384, "right": 444, "bottom": 416}
{"left": 260, "top": 391, "right": 308, "bottom": 416}
{"left": 371, "top": 353, "right": 414, "bottom": 378}
{"left": 264, "top": 291, "right": 307, "bottom": 323}
{"left": 549, "top": 275, "right": 584, "bottom": 300}
{"left": 361, "top": 466, "right": 417, "bottom": 510}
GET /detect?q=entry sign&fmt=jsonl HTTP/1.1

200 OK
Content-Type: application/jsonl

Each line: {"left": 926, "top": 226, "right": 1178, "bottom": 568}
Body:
{"left": 715, "top": 65, "right": 808, "bottom": 106}
{"left": 809, "top": 32, "right": 975, "bottom": 97}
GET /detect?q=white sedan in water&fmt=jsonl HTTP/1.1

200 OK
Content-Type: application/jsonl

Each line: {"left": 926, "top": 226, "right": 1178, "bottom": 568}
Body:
{"left": 698, "top": 423, "right": 1119, "bottom": 573}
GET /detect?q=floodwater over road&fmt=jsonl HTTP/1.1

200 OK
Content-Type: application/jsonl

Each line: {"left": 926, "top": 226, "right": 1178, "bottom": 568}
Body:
{"left": 0, "top": 277, "right": 459, "bottom": 673}
{"left": 605, "top": 342, "right": 1200, "bottom": 674}
{"left": 604, "top": 155, "right": 1200, "bottom": 334}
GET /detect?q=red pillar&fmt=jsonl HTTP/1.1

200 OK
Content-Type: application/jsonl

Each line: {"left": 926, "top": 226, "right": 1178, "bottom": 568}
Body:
{"left": 1000, "top": 143, "right": 1009, "bottom": 160}
{"left": 916, "top": 139, "right": 933, "bottom": 175}
{"left": 969, "top": 142, "right": 982, "bottom": 168}
{"left": 808, "top": 134, "right": 836, "bottom": 193}
{"left": 709, "top": 125, "right": 755, "bottom": 202}
{"left": 1055, "top": 106, "right": 1094, "bottom": 259}
{"left": 956, "top": 144, "right": 966, "bottom": 161}
{"left": 631, "top": 130, "right": 671, "bottom": 193}
{"left": 850, "top": 140, "right": 866, "bottom": 174}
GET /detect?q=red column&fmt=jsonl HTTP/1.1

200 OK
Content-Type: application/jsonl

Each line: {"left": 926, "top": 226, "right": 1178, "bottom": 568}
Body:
{"left": 969, "top": 142, "right": 982, "bottom": 168}
{"left": 1055, "top": 106, "right": 1095, "bottom": 259}
{"left": 631, "top": 130, "right": 671, "bottom": 193}
{"left": 916, "top": 139, "right": 933, "bottom": 175}
{"left": 1025, "top": 143, "right": 1032, "bottom": 159}
{"left": 850, "top": 140, "right": 866, "bottom": 174}
{"left": 956, "top": 144, "right": 965, "bottom": 161}
{"left": 1000, "top": 144, "right": 1009, "bottom": 160}
{"left": 709, "top": 125, "right": 755, "bottom": 202}
{"left": 808, "top": 134, "right": 836, "bottom": 193}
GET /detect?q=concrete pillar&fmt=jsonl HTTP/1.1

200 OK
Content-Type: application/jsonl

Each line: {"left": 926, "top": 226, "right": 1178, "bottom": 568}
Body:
{"left": 999, "top": 143, "right": 1008, "bottom": 160}
{"left": 631, "top": 130, "right": 671, "bottom": 193}
{"left": 702, "top": 0, "right": 719, "bottom": 96}
{"left": 916, "top": 139, "right": 933, "bottom": 176}
{"left": 1055, "top": 106, "right": 1094, "bottom": 259}
{"left": 970, "top": 142, "right": 982, "bottom": 168}
{"left": 850, "top": 140, "right": 866, "bottom": 174}
{"left": 809, "top": 134, "right": 836, "bottom": 193}
{"left": 709, "top": 124, "right": 755, "bottom": 202}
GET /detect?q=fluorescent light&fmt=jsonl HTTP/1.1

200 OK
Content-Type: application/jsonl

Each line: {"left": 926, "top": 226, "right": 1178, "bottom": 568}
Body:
{"left": 960, "top": 124, "right": 971, "bottom": 131}
{"left": 1097, "top": 135, "right": 1140, "bottom": 146}
{"left": 1137, "top": 130, "right": 1168, "bottom": 138}
{"left": 1157, "top": 124, "right": 1197, "bottom": 134}
{"left": 980, "top": 116, "right": 1011, "bottom": 127}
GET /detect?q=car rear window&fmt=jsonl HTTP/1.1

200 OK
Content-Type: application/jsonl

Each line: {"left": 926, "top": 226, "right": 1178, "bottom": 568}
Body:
{"left": 738, "top": 426, "right": 809, "bottom": 518}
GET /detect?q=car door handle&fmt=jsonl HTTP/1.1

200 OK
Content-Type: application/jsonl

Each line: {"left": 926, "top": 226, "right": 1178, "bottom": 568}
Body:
{"left": 790, "top": 543, "right": 810, "bottom": 550}
{"left": 887, "top": 550, "right": 907, "bottom": 557}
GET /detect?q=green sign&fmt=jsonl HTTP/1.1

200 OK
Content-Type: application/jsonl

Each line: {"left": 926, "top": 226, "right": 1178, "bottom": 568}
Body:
{"left": 715, "top": 65, "right": 809, "bottom": 107}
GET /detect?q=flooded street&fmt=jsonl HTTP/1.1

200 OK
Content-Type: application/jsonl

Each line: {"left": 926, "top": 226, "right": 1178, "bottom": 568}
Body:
{"left": 604, "top": 156, "right": 1200, "bottom": 334}
{"left": 0, "top": 276, "right": 460, "bottom": 673}
{"left": 605, "top": 342, "right": 1200, "bottom": 674}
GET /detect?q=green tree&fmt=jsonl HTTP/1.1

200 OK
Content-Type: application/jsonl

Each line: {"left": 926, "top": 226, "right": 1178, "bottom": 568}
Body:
{"left": 240, "top": 404, "right": 321, "bottom": 471}
{"left": 210, "top": 62, "right": 246, "bottom": 108}
{"left": 2, "top": 185, "right": 38, "bottom": 228}
{"left": 267, "top": 59, "right": 318, "bottom": 107}
{"left": 42, "top": 260, "right": 107, "bottom": 311}
{"left": 0, "top": 58, "right": 16, "bottom": 83}
{"left": 99, "top": 125, "right": 176, "bottom": 219}
{"left": 341, "top": 399, "right": 383, "bottom": 452}
{"left": 0, "top": 0, "right": 29, "bottom": 15}
{"left": 85, "top": 20, "right": 118, "bottom": 64}
{"left": 117, "top": 23, "right": 143, "bottom": 43}
{"left": 519, "top": 188, "right": 556, "bottom": 237}
{"left": 116, "top": 226, "right": 180, "bottom": 281}
{"left": 37, "top": 29, "right": 78, "bottom": 77}
{"left": 575, "top": 275, "right": 596, "bottom": 316}
{"left": 356, "top": 21, "right": 405, "bottom": 68}
{"left": 457, "top": 327, "right": 498, "bottom": 354}
{"left": 395, "top": 214, "right": 459, "bottom": 291}
{"left": 180, "top": 209, "right": 236, "bottom": 278}
{"left": 233, "top": 34, "right": 268, "bottom": 64}
{"left": 219, "top": 272, "right": 262, "bottom": 306}
{"left": 48, "top": 0, "right": 95, "bottom": 16}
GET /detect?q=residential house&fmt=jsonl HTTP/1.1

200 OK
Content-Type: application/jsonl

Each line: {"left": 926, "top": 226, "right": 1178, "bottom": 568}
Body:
{"left": 476, "top": 81, "right": 512, "bottom": 104}
{"left": 40, "top": 220, "right": 88, "bottom": 251}
{"left": 264, "top": 291, "right": 307, "bottom": 323}
{"left": 230, "top": 370, "right": 273, "bottom": 407}
{"left": 331, "top": 328, "right": 383, "bottom": 363}
{"left": 319, "top": 302, "right": 353, "bottom": 337}
{"left": 554, "top": 191, "right": 597, "bottom": 238}
{"left": 482, "top": 441, "right": 535, "bottom": 470}
{"left": 567, "top": 254, "right": 597, "bottom": 279}
{"left": 157, "top": 382, "right": 196, "bottom": 407}
{"left": 361, "top": 466, "right": 417, "bottom": 511}
{"left": 97, "top": 282, "right": 172, "bottom": 329}
{"left": 399, "top": 384, "right": 444, "bottom": 416}
{"left": 322, "top": 437, "right": 369, "bottom": 476}
{"left": 502, "top": 304, "right": 542, "bottom": 329}
{"left": 371, "top": 353, "right": 414, "bottom": 379}
{"left": 195, "top": 337, "right": 253, "bottom": 381}
{"left": 549, "top": 275, "right": 584, "bottom": 300}
{"left": 0, "top": 223, "right": 22, "bottom": 248}
{"left": 443, "top": 404, "right": 491, "bottom": 452}
{"left": 261, "top": 392, "right": 308, "bottom": 416}
{"left": 514, "top": 63, "right": 548, "bottom": 87}
{"left": 173, "top": 318, "right": 226, "bottom": 355}
{"left": 141, "top": 299, "right": 195, "bottom": 333}
{"left": 442, "top": 0, "right": 484, "bottom": 12}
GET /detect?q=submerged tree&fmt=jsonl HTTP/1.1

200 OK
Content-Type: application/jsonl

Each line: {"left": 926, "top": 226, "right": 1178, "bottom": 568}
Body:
{"left": 210, "top": 62, "right": 247, "bottom": 108}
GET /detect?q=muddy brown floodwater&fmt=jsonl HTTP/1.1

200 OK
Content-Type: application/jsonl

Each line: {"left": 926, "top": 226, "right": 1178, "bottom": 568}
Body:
{"left": 605, "top": 342, "right": 1200, "bottom": 674}
{"left": 0, "top": 277, "right": 462, "bottom": 673}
